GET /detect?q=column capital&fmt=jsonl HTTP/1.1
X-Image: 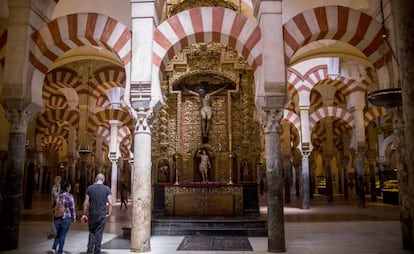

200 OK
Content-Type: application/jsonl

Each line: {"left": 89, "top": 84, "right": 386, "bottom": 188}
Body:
{"left": 260, "top": 107, "right": 282, "bottom": 134}
{"left": 5, "top": 108, "right": 36, "bottom": 133}
{"left": 132, "top": 107, "right": 154, "bottom": 134}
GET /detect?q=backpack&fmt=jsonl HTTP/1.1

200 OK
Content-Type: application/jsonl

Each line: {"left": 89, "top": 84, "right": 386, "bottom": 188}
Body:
{"left": 53, "top": 196, "right": 65, "bottom": 218}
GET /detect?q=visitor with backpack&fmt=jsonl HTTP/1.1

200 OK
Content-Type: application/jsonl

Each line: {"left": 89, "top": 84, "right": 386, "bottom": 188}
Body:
{"left": 51, "top": 182, "right": 76, "bottom": 254}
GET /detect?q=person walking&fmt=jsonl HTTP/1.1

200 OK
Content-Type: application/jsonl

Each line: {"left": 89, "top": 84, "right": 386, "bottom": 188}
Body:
{"left": 119, "top": 184, "right": 128, "bottom": 210}
{"left": 48, "top": 176, "right": 62, "bottom": 239}
{"left": 51, "top": 182, "right": 76, "bottom": 254}
{"left": 81, "top": 173, "right": 113, "bottom": 254}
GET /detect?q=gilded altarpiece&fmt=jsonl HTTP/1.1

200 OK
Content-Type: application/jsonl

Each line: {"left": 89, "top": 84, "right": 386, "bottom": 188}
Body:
{"left": 151, "top": 42, "right": 262, "bottom": 215}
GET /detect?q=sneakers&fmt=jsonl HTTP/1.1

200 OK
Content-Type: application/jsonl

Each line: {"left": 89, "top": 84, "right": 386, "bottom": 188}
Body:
{"left": 50, "top": 249, "right": 56, "bottom": 253}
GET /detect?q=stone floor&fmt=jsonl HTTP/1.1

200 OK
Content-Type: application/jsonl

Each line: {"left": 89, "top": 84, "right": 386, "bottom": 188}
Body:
{"left": 1, "top": 193, "right": 411, "bottom": 254}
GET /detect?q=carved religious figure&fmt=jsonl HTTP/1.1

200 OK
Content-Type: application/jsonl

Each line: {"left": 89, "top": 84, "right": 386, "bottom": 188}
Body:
{"left": 197, "top": 149, "right": 211, "bottom": 182}
{"left": 183, "top": 84, "right": 226, "bottom": 142}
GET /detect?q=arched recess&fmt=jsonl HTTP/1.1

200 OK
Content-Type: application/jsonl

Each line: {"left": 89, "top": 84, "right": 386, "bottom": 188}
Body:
{"left": 29, "top": 13, "right": 132, "bottom": 108}
{"left": 152, "top": 7, "right": 262, "bottom": 99}
{"left": 283, "top": 6, "right": 389, "bottom": 69}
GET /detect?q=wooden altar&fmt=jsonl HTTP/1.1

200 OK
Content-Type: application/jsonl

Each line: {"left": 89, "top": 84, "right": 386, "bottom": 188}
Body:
{"left": 163, "top": 183, "right": 243, "bottom": 216}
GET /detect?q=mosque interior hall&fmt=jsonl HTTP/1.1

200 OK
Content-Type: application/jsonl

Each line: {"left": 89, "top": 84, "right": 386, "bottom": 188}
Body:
{"left": 0, "top": 0, "right": 413, "bottom": 253}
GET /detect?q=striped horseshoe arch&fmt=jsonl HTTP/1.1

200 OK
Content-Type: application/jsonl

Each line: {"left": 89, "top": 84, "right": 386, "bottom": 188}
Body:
{"left": 153, "top": 7, "right": 262, "bottom": 74}
{"left": 364, "top": 106, "right": 388, "bottom": 127}
{"left": 29, "top": 13, "right": 131, "bottom": 105}
{"left": 283, "top": 6, "right": 389, "bottom": 69}
{"left": 309, "top": 106, "right": 354, "bottom": 132}
{"left": 283, "top": 109, "right": 301, "bottom": 137}
{"left": 30, "top": 13, "right": 131, "bottom": 73}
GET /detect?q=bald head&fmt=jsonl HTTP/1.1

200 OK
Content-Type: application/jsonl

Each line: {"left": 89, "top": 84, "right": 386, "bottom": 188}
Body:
{"left": 95, "top": 173, "right": 105, "bottom": 182}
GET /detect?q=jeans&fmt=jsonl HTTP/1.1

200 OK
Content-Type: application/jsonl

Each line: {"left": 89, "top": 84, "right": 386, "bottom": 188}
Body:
{"left": 87, "top": 215, "right": 106, "bottom": 254}
{"left": 52, "top": 218, "right": 72, "bottom": 254}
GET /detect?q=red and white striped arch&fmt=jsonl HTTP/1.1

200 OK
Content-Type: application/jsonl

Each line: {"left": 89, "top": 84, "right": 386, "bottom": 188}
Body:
{"left": 283, "top": 6, "right": 389, "bottom": 69}
{"left": 88, "top": 109, "right": 133, "bottom": 133}
{"left": 309, "top": 106, "right": 354, "bottom": 132}
{"left": 36, "top": 109, "right": 79, "bottom": 129}
{"left": 153, "top": 7, "right": 262, "bottom": 76}
{"left": 283, "top": 109, "right": 301, "bottom": 136}
{"left": 288, "top": 64, "right": 369, "bottom": 107}
{"left": 44, "top": 68, "right": 81, "bottom": 99}
{"left": 364, "top": 106, "right": 387, "bottom": 127}
{"left": 30, "top": 13, "right": 131, "bottom": 106}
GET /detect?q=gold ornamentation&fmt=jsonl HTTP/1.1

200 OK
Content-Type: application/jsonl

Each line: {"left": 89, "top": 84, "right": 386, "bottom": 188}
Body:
{"left": 168, "top": 0, "right": 239, "bottom": 17}
{"left": 164, "top": 184, "right": 243, "bottom": 215}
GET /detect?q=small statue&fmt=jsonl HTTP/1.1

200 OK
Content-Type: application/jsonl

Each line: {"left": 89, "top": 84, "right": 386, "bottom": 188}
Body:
{"left": 197, "top": 149, "right": 211, "bottom": 182}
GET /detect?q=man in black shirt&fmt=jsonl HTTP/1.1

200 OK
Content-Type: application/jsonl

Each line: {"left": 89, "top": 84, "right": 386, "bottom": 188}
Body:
{"left": 81, "top": 174, "right": 112, "bottom": 254}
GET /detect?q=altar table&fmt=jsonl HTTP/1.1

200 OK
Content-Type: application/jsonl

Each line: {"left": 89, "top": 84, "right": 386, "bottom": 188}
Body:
{"left": 163, "top": 183, "right": 243, "bottom": 216}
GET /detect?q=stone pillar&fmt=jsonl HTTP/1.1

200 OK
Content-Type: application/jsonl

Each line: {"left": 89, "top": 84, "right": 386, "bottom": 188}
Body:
{"left": 95, "top": 136, "right": 104, "bottom": 174}
{"left": 367, "top": 150, "right": 377, "bottom": 202}
{"left": 282, "top": 154, "right": 291, "bottom": 204}
{"left": 0, "top": 109, "right": 33, "bottom": 250}
{"left": 109, "top": 120, "right": 121, "bottom": 203}
{"left": 354, "top": 146, "right": 366, "bottom": 208}
{"left": 392, "top": 108, "right": 411, "bottom": 249}
{"left": 78, "top": 150, "right": 90, "bottom": 210}
{"left": 130, "top": 107, "right": 153, "bottom": 252}
{"left": 299, "top": 106, "right": 311, "bottom": 207}
{"left": 67, "top": 126, "right": 77, "bottom": 183}
{"left": 322, "top": 119, "right": 334, "bottom": 202}
{"left": 342, "top": 156, "right": 350, "bottom": 200}
{"left": 342, "top": 133, "right": 351, "bottom": 199}
{"left": 301, "top": 150, "right": 311, "bottom": 209}
{"left": 366, "top": 123, "right": 378, "bottom": 201}
{"left": 391, "top": 0, "right": 414, "bottom": 249}
{"left": 348, "top": 103, "right": 366, "bottom": 207}
{"left": 377, "top": 156, "right": 386, "bottom": 191}
{"left": 262, "top": 108, "right": 285, "bottom": 253}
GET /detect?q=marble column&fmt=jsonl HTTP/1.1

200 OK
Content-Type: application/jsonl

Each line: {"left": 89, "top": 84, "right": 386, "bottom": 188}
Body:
{"left": 377, "top": 156, "right": 386, "bottom": 191}
{"left": 349, "top": 103, "right": 366, "bottom": 207}
{"left": 282, "top": 155, "right": 291, "bottom": 204}
{"left": 392, "top": 108, "right": 410, "bottom": 249}
{"left": 130, "top": 107, "right": 153, "bottom": 252}
{"left": 0, "top": 109, "right": 32, "bottom": 250}
{"left": 301, "top": 150, "right": 311, "bottom": 209}
{"left": 391, "top": 0, "right": 414, "bottom": 249}
{"left": 354, "top": 146, "right": 366, "bottom": 208}
{"left": 342, "top": 133, "right": 351, "bottom": 200}
{"left": 299, "top": 106, "right": 311, "bottom": 207}
{"left": 67, "top": 126, "right": 77, "bottom": 183}
{"left": 322, "top": 119, "right": 334, "bottom": 202}
{"left": 78, "top": 150, "right": 90, "bottom": 210}
{"left": 367, "top": 150, "right": 377, "bottom": 202}
{"left": 262, "top": 108, "right": 285, "bottom": 253}
{"left": 366, "top": 123, "right": 378, "bottom": 201}
{"left": 109, "top": 120, "right": 121, "bottom": 203}
{"left": 342, "top": 156, "right": 350, "bottom": 200}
